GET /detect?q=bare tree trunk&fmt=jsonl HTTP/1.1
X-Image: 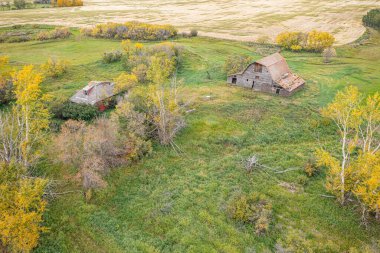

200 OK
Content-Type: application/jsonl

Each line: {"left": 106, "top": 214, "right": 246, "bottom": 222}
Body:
{"left": 340, "top": 130, "right": 347, "bottom": 205}
{"left": 23, "top": 106, "right": 30, "bottom": 167}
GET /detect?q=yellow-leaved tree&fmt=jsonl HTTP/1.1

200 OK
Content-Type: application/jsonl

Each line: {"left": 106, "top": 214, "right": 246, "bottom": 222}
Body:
{"left": 306, "top": 30, "right": 335, "bottom": 52}
{"left": 0, "top": 65, "right": 49, "bottom": 252}
{"left": 12, "top": 65, "right": 50, "bottom": 166}
{"left": 147, "top": 55, "right": 175, "bottom": 85}
{"left": 317, "top": 86, "right": 380, "bottom": 222}
{"left": 350, "top": 153, "right": 380, "bottom": 222}
{"left": 114, "top": 73, "right": 138, "bottom": 94}
{"left": 317, "top": 86, "right": 361, "bottom": 204}
{"left": 131, "top": 55, "right": 184, "bottom": 145}
{"left": 0, "top": 162, "right": 47, "bottom": 252}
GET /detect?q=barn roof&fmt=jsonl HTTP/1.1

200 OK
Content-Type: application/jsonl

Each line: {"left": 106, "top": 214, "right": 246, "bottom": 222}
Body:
{"left": 256, "top": 52, "right": 285, "bottom": 67}
{"left": 70, "top": 81, "right": 115, "bottom": 105}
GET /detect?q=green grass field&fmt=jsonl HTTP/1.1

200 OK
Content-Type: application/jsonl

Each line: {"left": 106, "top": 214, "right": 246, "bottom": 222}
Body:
{"left": 1, "top": 27, "right": 380, "bottom": 252}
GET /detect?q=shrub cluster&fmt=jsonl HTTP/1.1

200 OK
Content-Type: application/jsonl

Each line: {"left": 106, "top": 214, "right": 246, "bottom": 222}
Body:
{"left": 276, "top": 30, "right": 335, "bottom": 52}
{"left": 363, "top": 9, "right": 380, "bottom": 29}
{"left": 54, "top": 101, "right": 152, "bottom": 199}
{"left": 36, "top": 27, "right": 72, "bottom": 41}
{"left": 227, "top": 193, "right": 272, "bottom": 235}
{"left": 102, "top": 50, "right": 123, "bottom": 63}
{"left": 40, "top": 58, "right": 69, "bottom": 78}
{"left": 52, "top": 101, "right": 100, "bottom": 121}
{"left": 80, "top": 22, "right": 177, "bottom": 41}
{"left": 181, "top": 29, "right": 198, "bottom": 38}
{"left": 14, "top": 0, "right": 27, "bottom": 9}
{"left": 0, "top": 32, "right": 32, "bottom": 43}
{"left": 0, "top": 26, "right": 71, "bottom": 44}
{"left": 122, "top": 41, "right": 183, "bottom": 83}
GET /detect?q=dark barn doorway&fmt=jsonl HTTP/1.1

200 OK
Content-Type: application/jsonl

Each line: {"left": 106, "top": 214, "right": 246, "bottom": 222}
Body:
{"left": 232, "top": 77, "right": 237, "bottom": 84}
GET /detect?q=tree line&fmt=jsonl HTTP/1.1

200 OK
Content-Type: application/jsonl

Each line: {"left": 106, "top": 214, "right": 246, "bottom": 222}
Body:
{"left": 80, "top": 22, "right": 178, "bottom": 41}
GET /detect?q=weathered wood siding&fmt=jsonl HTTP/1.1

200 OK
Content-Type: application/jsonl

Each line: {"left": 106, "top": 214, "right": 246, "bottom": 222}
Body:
{"left": 227, "top": 63, "right": 274, "bottom": 93}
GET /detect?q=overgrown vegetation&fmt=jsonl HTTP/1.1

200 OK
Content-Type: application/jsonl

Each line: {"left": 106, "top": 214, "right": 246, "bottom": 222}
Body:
{"left": 54, "top": 108, "right": 151, "bottom": 199}
{"left": 51, "top": 101, "right": 99, "bottom": 121}
{"left": 36, "top": 27, "right": 72, "bottom": 41}
{"left": 227, "top": 193, "right": 272, "bottom": 235}
{"left": 102, "top": 50, "right": 123, "bottom": 63}
{"left": 80, "top": 22, "right": 177, "bottom": 41}
{"left": 40, "top": 58, "right": 69, "bottom": 78}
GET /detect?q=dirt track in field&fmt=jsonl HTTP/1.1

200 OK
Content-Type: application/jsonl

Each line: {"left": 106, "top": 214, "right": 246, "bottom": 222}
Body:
{"left": 1, "top": 0, "right": 379, "bottom": 44}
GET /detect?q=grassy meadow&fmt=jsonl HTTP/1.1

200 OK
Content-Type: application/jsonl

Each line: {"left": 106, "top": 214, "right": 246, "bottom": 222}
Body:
{"left": 1, "top": 26, "right": 380, "bottom": 252}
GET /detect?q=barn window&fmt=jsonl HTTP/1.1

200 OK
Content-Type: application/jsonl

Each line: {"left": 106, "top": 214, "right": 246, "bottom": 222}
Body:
{"left": 255, "top": 76, "right": 260, "bottom": 79}
{"left": 254, "top": 63, "right": 262, "bottom": 73}
{"left": 247, "top": 79, "right": 249, "bottom": 81}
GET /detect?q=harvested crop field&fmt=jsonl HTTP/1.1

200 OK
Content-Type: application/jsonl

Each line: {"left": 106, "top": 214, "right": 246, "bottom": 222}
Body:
{"left": 1, "top": 0, "right": 379, "bottom": 44}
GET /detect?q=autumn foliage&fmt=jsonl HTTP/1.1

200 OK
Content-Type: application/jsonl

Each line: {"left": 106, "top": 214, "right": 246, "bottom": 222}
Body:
{"left": 276, "top": 30, "right": 335, "bottom": 52}
{"left": 0, "top": 62, "right": 49, "bottom": 252}
{"left": 0, "top": 162, "right": 47, "bottom": 253}
{"left": 52, "top": 0, "right": 83, "bottom": 7}
{"left": 36, "top": 27, "right": 72, "bottom": 41}
{"left": 40, "top": 58, "right": 69, "bottom": 78}
{"left": 316, "top": 86, "right": 380, "bottom": 222}
{"left": 80, "top": 22, "right": 177, "bottom": 41}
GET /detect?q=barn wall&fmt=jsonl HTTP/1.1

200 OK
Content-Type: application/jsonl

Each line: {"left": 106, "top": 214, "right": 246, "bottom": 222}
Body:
{"left": 227, "top": 63, "right": 305, "bottom": 97}
{"left": 227, "top": 64, "right": 273, "bottom": 92}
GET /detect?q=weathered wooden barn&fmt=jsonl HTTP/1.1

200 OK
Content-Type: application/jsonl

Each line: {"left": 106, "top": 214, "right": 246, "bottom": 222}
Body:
{"left": 70, "top": 81, "right": 116, "bottom": 111}
{"left": 227, "top": 53, "right": 305, "bottom": 96}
